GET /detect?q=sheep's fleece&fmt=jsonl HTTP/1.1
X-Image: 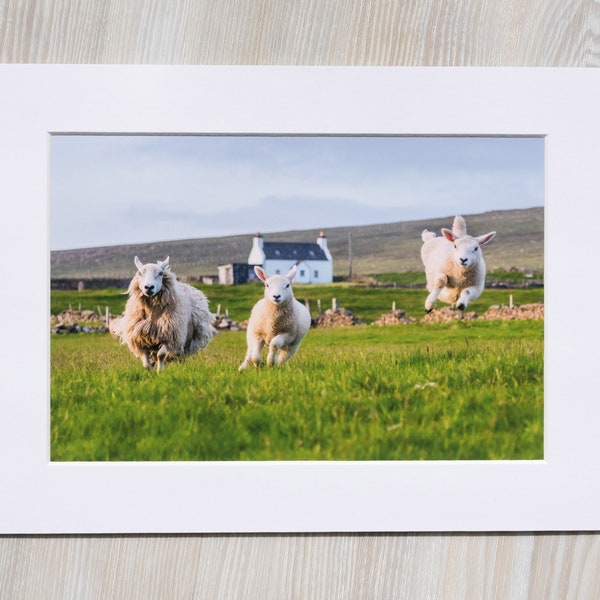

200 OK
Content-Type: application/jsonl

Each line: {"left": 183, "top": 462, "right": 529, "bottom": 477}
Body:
{"left": 239, "top": 265, "right": 311, "bottom": 369}
{"left": 421, "top": 216, "right": 495, "bottom": 312}
{"left": 119, "top": 256, "right": 216, "bottom": 371}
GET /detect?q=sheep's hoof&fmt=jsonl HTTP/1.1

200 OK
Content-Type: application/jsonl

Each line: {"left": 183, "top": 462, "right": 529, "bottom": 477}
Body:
{"left": 239, "top": 360, "right": 261, "bottom": 371}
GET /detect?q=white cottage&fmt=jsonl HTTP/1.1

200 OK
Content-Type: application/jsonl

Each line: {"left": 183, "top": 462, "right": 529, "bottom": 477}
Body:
{"left": 248, "top": 232, "right": 333, "bottom": 284}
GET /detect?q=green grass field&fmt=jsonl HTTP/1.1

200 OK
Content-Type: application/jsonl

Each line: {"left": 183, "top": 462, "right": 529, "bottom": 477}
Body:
{"left": 51, "top": 313, "right": 544, "bottom": 462}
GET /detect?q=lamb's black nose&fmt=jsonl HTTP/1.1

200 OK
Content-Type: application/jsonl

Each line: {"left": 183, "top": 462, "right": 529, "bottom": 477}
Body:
{"left": 145, "top": 285, "right": 155, "bottom": 293}
{"left": 460, "top": 258, "right": 468, "bottom": 265}
{"left": 272, "top": 294, "right": 281, "bottom": 302}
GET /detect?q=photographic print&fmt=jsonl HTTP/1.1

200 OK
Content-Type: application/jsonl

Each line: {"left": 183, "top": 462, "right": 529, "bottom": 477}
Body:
{"left": 2, "top": 66, "right": 598, "bottom": 533}
{"left": 50, "top": 134, "right": 544, "bottom": 462}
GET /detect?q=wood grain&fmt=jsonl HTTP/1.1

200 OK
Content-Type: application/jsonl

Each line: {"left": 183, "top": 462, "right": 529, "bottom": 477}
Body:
{"left": 1, "top": 533, "right": 599, "bottom": 598}
{"left": 1, "top": 0, "right": 599, "bottom": 598}
{"left": 1, "top": 0, "right": 599, "bottom": 66}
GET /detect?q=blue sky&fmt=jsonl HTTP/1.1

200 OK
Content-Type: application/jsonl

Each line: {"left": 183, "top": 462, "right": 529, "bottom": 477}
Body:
{"left": 50, "top": 135, "right": 544, "bottom": 250}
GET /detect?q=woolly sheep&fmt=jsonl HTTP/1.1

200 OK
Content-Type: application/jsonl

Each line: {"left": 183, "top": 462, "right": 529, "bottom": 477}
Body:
{"left": 239, "top": 265, "right": 311, "bottom": 370}
{"left": 119, "top": 256, "right": 216, "bottom": 372}
{"left": 420, "top": 216, "right": 496, "bottom": 312}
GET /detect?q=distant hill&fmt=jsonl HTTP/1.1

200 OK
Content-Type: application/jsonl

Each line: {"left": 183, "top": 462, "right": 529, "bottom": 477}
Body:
{"left": 51, "top": 207, "right": 543, "bottom": 280}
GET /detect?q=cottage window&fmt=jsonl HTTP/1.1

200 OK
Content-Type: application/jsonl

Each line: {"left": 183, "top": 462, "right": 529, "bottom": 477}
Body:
{"left": 300, "top": 269, "right": 305, "bottom": 277}
{"left": 314, "top": 270, "right": 319, "bottom": 278}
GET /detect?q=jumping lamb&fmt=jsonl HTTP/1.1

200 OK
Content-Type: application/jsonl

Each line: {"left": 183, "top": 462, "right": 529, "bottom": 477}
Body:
{"left": 119, "top": 256, "right": 216, "bottom": 372}
{"left": 239, "top": 265, "right": 311, "bottom": 370}
{"left": 420, "top": 215, "right": 496, "bottom": 313}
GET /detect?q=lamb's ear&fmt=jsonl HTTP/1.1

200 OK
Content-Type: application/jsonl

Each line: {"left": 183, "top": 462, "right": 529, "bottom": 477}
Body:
{"left": 286, "top": 265, "right": 298, "bottom": 281}
{"left": 441, "top": 228, "right": 456, "bottom": 242}
{"left": 477, "top": 232, "right": 496, "bottom": 245}
{"left": 254, "top": 266, "right": 268, "bottom": 282}
{"left": 134, "top": 256, "right": 143, "bottom": 270}
{"left": 159, "top": 257, "right": 170, "bottom": 270}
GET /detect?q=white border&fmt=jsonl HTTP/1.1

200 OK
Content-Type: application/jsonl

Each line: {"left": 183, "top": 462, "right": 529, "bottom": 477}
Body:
{"left": 0, "top": 66, "right": 598, "bottom": 533}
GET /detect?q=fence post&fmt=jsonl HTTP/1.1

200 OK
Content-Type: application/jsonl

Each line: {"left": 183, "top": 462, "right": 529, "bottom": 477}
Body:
{"left": 332, "top": 298, "right": 338, "bottom": 311}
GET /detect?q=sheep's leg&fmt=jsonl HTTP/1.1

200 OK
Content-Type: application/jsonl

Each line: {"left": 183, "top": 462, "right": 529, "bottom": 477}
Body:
{"left": 267, "top": 334, "right": 295, "bottom": 366}
{"left": 239, "top": 339, "right": 264, "bottom": 370}
{"left": 141, "top": 351, "right": 154, "bottom": 370}
{"left": 274, "top": 348, "right": 290, "bottom": 365}
{"left": 456, "top": 286, "right": 481, "bottom": 310}
{"left": 156, "top": 344, "right": 168, "bottom": 372}
{"left": 425, "top": 273, "right": 448, "bottom": 313}
{"left": 274, "top": 342, "right": 301, "bottom": 365}
{"left": 238, "top": 353, "right": 256, "bottom": 370}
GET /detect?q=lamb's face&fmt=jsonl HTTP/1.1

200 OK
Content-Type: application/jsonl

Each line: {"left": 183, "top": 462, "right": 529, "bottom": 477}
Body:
{"left": 263, "top": 274, "right": 294, "bottom": 305}
{"left": 254, "top": 264, "right": 297, "bottom": 306}
{"left": 441, "top": 229, "right": 495, "bottom": 270}
{"left": 134, "top": 256, "right": 169, "bottom": 297}
{"left": 451, "top": 236, "right": 483, "bottom": 269}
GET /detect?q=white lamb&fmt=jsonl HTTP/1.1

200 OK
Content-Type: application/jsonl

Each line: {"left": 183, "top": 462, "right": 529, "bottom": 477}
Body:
{"left": 119, "top": 256, "right": 216, "bottom": 372}
{"left": 239, "top": 265, "right": 311, "bottom": 370}
{"left": 420, "top": 216, "right": 496, "bottom": 312}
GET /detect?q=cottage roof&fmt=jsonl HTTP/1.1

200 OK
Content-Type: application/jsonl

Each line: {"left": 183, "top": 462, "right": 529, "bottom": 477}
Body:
{"left": 262, "top": 241, "right": 328, "bottom": 262}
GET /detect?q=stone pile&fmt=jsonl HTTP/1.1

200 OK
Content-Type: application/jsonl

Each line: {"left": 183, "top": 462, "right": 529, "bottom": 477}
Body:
{"left": 51, "top": 309, "right": 110, "bottom": 334}
{"left": 420, "top": 307, "right": 479, "bottom": 323}
{"left": 313, "top": 308, "right": 366, "bottom": 328}
{"left": 420, "top": 302, "right": 544, "bottom": 323}
{"left": 212, "top": 314, "right": 246, "bottom": 331}
{"left": 372, "top": 309, "right": 416, "bottom": 326}
{"left": 482, "top": 302, "right": 544, "bottom": 320}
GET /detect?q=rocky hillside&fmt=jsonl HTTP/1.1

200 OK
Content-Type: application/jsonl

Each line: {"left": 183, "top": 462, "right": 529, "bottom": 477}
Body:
{"left": 51, "top": 207, "right": 543, "bottom": 280}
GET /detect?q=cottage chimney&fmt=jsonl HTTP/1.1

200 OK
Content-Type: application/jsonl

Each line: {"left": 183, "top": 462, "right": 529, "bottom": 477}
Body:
{"left": 253, "top": 232, "right": 264, "bottom": 250}
{"left": 248, "top": 232, "right": 266, "bottom": 266}
{"left": 316, "top": 230, "right": 332, "bottom": 261}
{"left": 316, "top": 231, "right": 327, "bottom": 251}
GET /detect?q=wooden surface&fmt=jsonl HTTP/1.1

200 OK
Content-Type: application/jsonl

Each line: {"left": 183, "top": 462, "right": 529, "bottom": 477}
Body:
{"left": 2, "top": 1, "right": 599, "bottom": 598}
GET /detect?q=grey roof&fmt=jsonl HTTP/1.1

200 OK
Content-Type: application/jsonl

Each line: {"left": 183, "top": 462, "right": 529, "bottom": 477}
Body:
{"left": 262, "top": 242, "right": 328, "bottom": 262}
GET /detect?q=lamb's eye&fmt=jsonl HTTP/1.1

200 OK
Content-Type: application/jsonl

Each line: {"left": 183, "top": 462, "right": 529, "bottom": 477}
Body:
{"left": 158, "top": 271, "right": 163, "bottom": 276}
{"left": 286, "top": 284, "right": 290, "bottom": 289}
{"left": 474, "top": 247, "right": 478, "bottom": 252}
